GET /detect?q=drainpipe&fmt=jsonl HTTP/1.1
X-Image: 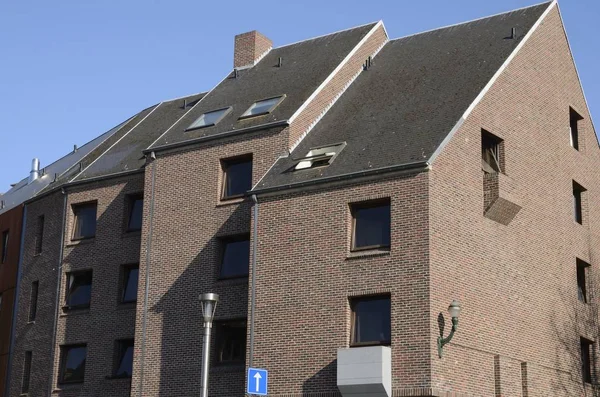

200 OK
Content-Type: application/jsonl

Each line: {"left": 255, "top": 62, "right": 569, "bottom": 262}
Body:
{"left": 137, "top": 154, "right": 157, "bottom": 397}
{"left": 4, "top": 204, "right": 28, "bottom": 397}
{"left": 249, "top": 195, "right": 259, "bottom": 370}
{"left": 48, "top": 189, "right": 68, "bottom": 397}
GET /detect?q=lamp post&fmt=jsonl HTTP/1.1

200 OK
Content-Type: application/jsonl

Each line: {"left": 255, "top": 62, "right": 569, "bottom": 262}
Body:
{"left": 199, "top": 293, "right": 219, "bottom": 397}
{"left": 437, "top": 300, "right": 461, "bottom": 358}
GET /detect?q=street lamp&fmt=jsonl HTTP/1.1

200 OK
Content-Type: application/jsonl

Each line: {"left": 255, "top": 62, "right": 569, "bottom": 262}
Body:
{"left": 199, "top": 293, "right": 219, "bottom": 397}
{"left": 437, "top": 300, "right": 461, "bottom": 358}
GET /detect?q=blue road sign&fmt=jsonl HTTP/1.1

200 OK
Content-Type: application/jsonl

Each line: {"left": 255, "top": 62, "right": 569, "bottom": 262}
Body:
{"left": 247, "top": 368, "right": 268, "bottom": 395}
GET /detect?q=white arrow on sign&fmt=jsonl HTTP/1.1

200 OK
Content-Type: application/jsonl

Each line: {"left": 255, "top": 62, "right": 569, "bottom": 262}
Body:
{"left": 253, "top": 372, "right": 262, "bottom": 391}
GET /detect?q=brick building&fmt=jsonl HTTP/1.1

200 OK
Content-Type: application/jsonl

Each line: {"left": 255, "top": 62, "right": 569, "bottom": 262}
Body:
{"left": 4, "top": 1, "right": 600, "bottom": 396}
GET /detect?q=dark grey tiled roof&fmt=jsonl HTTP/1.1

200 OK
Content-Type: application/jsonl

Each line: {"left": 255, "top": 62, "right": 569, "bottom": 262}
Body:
{"left": 150, "top": 23, "right": 377, "bottom": 149}
{"left": 255, "top": 2, "right": 550, "bottom": 191}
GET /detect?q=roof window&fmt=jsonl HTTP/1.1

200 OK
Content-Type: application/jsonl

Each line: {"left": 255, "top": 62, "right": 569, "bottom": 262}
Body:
{"left": 294, "top": 143, "right": 345, "bottom": 170}
{"left": 186, "top": 107, "right": 231, "bottom": 131}
{"left": 240, "top": 96, "right": 285, "bottom": 119}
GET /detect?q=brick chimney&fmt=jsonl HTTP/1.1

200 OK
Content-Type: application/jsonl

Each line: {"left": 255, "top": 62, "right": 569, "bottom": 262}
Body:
{"left": 234, "top": 31, "right": 273, "bottom": 69}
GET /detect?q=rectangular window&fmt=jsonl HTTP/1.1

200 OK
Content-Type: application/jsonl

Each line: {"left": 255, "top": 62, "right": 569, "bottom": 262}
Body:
{"left": 350, "top": 295, "right": 391, "bottom": 346}
{"left": 22, "top": 351, "right": 32, "bottom": 393}
{"left": 577, "top": 259, "right": 590, "bottom": 303}
{"left": 65, "top": 271, "right": 93, "bottom": 310}
{"left": 351, "top": 199, "right": 391, "bottom": 251}
{"left": 186, "top": 107, "right": 232, "bottom": 130}
{"left": 573, "top": 181, "right": 585, "bottom": 224}
{"left": 114, "top": 339, "right": 134, "bottom": 378}
{"left": 240, "top": 96, "right": 285, "bottom": 119}
{"left": 482, "top": 130, "right": 503, "bottom": 174}
{"left": 126, "top": 195, "right": 143, "bottom": 232}
{"left": 294, "top": 143, "right": 345, "bottom": 170}
{"left": 121, "top": 265, "right": 139, "bottom": 303}
{"left": 29, "top": 281, "right": 39, "bottom": 322}
{"left": 72, "top": 202, "right": 97, "bottom": 240}
{"left": 570, "top": 107, "right": 583, "bottom": 150}
{"left": 219, "top": 235, "right": 250, "bottom": 279}
{"left": 35, "top": 215, "right": 44, "bottom": 254}
{"left": 1, "top": 230, "right": 8, "bottom": 263}
{"left": 215, "top": 320, "right": 247, "bottom": 364}
{"left": 59, "top": 344, "right": 87, "bottom": 384}
{"left": 221, "top": 155, "right": 253, "bottom": 199}
{"left": 581, "top": 337, "right": 593, "bottom": 384}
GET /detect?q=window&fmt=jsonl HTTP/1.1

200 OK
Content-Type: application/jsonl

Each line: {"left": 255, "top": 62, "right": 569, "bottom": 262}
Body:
{"left": 186, "top": 107, "right": 231, "bottom": 130}
{"left": 294, "top": 143, "right": 345, "bottom": 170}
{"left": 577, "top": 259, "right": 590, "bottom": 303}
{"left": 581, "top": 337, "right": 593, "bottom": 384}
{"left": 29, "top": 281, "right": 39, "bottom": 322}
{"left": 221, "top": 155, "right": 253, "bottom": 199}
{"left": 570, "top": 107, "right": 583, "bottom": 150}
{"left": 1, "top": 230, "right": 8, "bottom": 263}
{"left": 35, "top": 216, "right": 44, "bottom": 254}
{"left": 72, "top": 203, "right": 97, "bottom": 240}
{"left": 59, "top": 345, "right": 87, "bottom": 384}
{"left": 350, "top": 296, "right": 391, "bottom": 346}
{"left": 114, "top": 339, "right": 134, "bottom": 378}
{"left": 351, "top": 199, "right": 391, "bottom": 251}
{"left": 482, "top": 130, "right": 503, "bottom": 174}
{"left": 65, "top": 271, "right": 92, "bottom": 310}
{"left": 121, "top": 265, "right": 139, "bottom": 303}
{"left": 126, "top": 195, "right": 143, "bottom": 232}
{"left": 240, "top": 96, "right": 285, "bottom": 119}
{"left": 219, "top": 235, "right": 250, "bottom": 278}
{"left": 22, "top": 351, "right": 32, "bottom": 394}
{"left": 215, "top": 320, "right": 247, "bottom": 364}
{"left": 573, "top": 181, "right": 585, "bottom": 224}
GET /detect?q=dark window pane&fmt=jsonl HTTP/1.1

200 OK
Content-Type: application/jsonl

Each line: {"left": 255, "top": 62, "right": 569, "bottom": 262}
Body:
{"left": 127, "top": 197, "right": 143, "bottom": 231}
{"left": 217, "top": 321, "right": 247, "bottom": 364}
{"left": 581, "top": 338, "right": 593, "bottom": 383}
{"left": 1, "top": 230, "right": 9, "bottom": 263}
{"left": 35, "top": 216, "right": 44, "bottom": 254}
{"left": 577, "top": 260, "right": 589, "bottom": 303}
{"left": 352, "top": 296, "right": 391, "bottom": 345}
{"left": 570, "top": 107, "right": 582, "bottom": 150}
{"left": 220, "top": 238, "right": 250, "bottom": 278}
{"left": 61, "top": 346, "right": 87, "bottom": 383}
{"left": 22, "top": 351, "right": 32, "bottom": 393}
{"left": 72, "top": 204, "right": 97, "bottom": 239}
{"left": 29, "top": 281, "right": 39, "bottom": 322}
{"left": 115, "top": 340, "right": 134, "bottom": 377}
{"left": 353, "top": 202, "right": 391, "bottom": 249}
{"left": 573, "top": 182, "right": 584, "bottom": 224}
{"left": 223, "top": 158, "right": 252, "bottom": 198}
{"left": 66, "top": 272, "right": 92, "bottom": 309}
{"left": 122, "top": 267, "right": 139, "bottom": 303}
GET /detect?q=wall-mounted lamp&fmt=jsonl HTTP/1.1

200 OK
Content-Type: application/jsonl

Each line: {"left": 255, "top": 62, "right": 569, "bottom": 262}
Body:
{"left": 437, "top": 300, "right": 461, "bottom": 358}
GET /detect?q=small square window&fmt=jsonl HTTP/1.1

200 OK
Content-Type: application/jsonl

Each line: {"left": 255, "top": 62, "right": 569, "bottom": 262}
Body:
{"left": 573, "top": 181, "right": 586, "bottom": 224}
{"left": 577, "top": 259, "right": 590, "bottom": 303}
{"left": 215, "top": 320, "right": 247, "bottom": 364}
{"left": 72, "top": 203, "right": 97, "bottom": 240}
{"left": 350, "top": 295, "right": 391, "bottom": 346}
{"left": 22, "top": 351, "right": 32, "bottom": 393}
{"left": 219, "top": 235, "right": 250, "bottom": 279}
{"left": 35, "top": 215, "right": 44, "bottom": 254}
{"left": 29, "top": 281, "right": 39, "bottom": 322}
{"left": 570, "top": 107, "right": 583, "bottom": 150}
{"left": 221, "top": 155, "right": 253, "bottom": 199}
{"left": 186, "top": 107, "right": 232, "bottom": 130}
{"left": 59, "top": 344, "right": 87, "bottom": 384}
{"left": 482, "top": 130, "right": 503, "bottom": 174}
{"left": 1, "top": 230, "right": 8, "bottom": 263}
{"left": 581, "top": 337, "right": 594, "bottom": 384}
{"left": 114, "top": 339, "right": 134, "bottom": 378}
{"left": 121, "top": 265, "right": 139, "bottom": 303}
{"left": 126, "top": 195, "right": 143, "bottom": 232}
{"left": 240, "top": 96, "right": 285, "bottom": 119}
{"left": 351, "top": 199, "right": 391, "bottom": 251}
{"left": 65, "top": 271, "right": 92, "bottom": 310}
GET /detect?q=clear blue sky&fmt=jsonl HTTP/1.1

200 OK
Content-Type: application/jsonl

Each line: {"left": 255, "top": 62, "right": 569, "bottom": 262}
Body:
{"left": 0, "top": 0, "right": 598, "bottom": 192}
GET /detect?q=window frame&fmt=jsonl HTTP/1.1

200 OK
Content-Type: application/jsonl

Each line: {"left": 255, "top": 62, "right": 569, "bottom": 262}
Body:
{"left": 120, "top": 264, "right": 139, "bottom": 304}
{"left": 570, "top": 107, "right": 583, "bottom": 151}
{"left": 573, "top": 181, "right": 586, "bottom": 225}
{"left": 1, "top": 229, "right": 9, "bottom": 263}
{"left": 64, "top": 270, "right": 93, "bottom": 310}
{"left": 481, "top": 129, "right": 504, "bottom": 174}
{"left": 71, "top": 202, "right": 97, "bottom": 241}
{"left": 22, "top": 350, "right": 32, "bottom": 394}
{"left": 577, "top": 259, "right": 590, "bottom": 304}
{"left": 218, "top": 234, "right": 251, "bottom": 280}
{"left": 350, "top": 199, "right": 391, "bottom": 252}
{"left": 125, "top": 194, "right": 144, "bottom": 233}
{"left": 349, "top": 295, "right": 392, "bottom": 347}
{"left": 58, "top": 344, "right": 87, "bottom": 384}
{"left": 214, "top": 319, "right": 247, "bottom": 365}
{"left": 239, "top": 95, "right": 286, "bottom": 120}
{"left": 581, "top": 337, "right": 594, "bottom": 384}
{"left": 221, "top": 154, "right": 253, "bottom": 200}
{"left": 185, "top": 107, "right": 232, "bottom": 131}
{"left": 113, "top": 339, "right": 135, "bottom": 378}
{"left": 29, "top": 281, "right": 39, "bottom": 322}
{"left": 35, "top": 215, "right": 45, "bottom": 254}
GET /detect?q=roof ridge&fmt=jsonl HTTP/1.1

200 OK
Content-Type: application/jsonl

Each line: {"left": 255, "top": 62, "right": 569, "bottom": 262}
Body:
{"left": 390, "top": 1, "right": 552, "bottom": 42}
{"left": 162, "top": 91, "right": 208, "bottom": 103}
{"left": 275, "top": 21, "right": 379, "bottom": 49}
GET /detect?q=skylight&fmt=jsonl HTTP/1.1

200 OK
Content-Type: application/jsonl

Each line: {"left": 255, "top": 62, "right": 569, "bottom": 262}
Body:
{"left": 294, "top": 143, "right": 345, "bottom": 170}
{"left": 186, "top": 107, "right": 231, "bottom": 130}
{"left": 240, "top": 96, "right": 285, "bottom": 119}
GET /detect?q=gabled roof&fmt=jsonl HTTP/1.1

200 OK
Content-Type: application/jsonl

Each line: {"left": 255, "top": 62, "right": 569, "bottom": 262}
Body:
{"left": 149, "top": 23, "right": 378, "bottom": 149}
{"left": 254, "top": 2, "right": 551, "bottom": 192}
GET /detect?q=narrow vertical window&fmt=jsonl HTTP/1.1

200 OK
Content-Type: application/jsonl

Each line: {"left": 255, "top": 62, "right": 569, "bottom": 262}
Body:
{"left": 570, "top": 107, "right": 583, "bottom": 150}
{"left": 1, "top": 230, "right": 9, "bottom": 263}
{"left": 581, "top": 337, "right": 593, "bottom": 384}
{"left": 577, "top": 259, "right": 590, "bottom": 303}
{"left": 573, "top": 181, "right": 585, "bottom": 224}
{"left": 114, "top": 339, "right": 134, "bottom": 378}
{"left": 22, "top": 351, "right": 32, "bottom": 393}
{"left": 29, "top": 281, "right": 39, "bottom": 322}
{"left": 126, "top": 195, "right": 143, "bottom": 232}
{"left": 35, "top": 216, "right": 44, "bottom": 254}
{"left": 481, "top": 130, "right": 504, "bottom": 174}
{"left": 120, "top": 265, "right": 139, "bottom": 303}
{"left": 72, "top": 202, "right": 97, "bottom": 240}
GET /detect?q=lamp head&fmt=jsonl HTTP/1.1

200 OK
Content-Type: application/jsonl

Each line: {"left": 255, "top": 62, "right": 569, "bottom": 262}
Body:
{"left": 447, "top": 300, "right": 461, "bottom": 319}
{"left": 199, "top": 293, "right": 219, "bottom": 326}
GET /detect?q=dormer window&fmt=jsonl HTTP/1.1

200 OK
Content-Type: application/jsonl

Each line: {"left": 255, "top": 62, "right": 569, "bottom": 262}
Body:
{"left": 294, "top": 143, "right": 345, "bottom": 170}
{"left": 240, "top": 96, "right": 285, "bottom": 119}
{"left": 186, "top": 107, "right": 231, "bottom": 131}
